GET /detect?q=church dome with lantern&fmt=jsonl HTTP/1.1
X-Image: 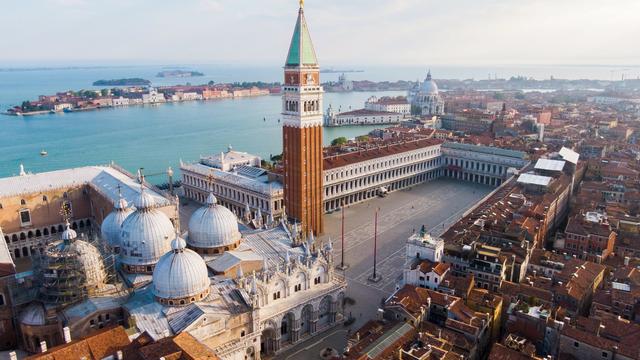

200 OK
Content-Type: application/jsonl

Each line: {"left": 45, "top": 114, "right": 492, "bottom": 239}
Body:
{"left": 152, "top": 234, "right": 211, "bottom": 305}
{"left": 119, "top": 189, "right": 175, "bottom": 273}
{"left": 187, "top": 193, "right": 242, "bottom": 255}
{"left": 101, "top": 196, "right": 134, "bottom": 248}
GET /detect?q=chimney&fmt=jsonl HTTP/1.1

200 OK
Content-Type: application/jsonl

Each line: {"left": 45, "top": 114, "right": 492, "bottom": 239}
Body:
{"left": 9, "top": 352, "right": 17, "bottom": 360}
{"left": 624, "top": 257, "right": 630, "bottom": 266}
{"left": 63, "top": 326, "right": 72, "bottom": 343}
{"left": 40, "top": 341, "right": 48, "bottom": 353}
{"left": 116, "top": 351, "right": 123, "bottom": 360}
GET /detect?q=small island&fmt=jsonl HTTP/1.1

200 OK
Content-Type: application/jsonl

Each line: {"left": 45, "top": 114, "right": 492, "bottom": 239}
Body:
{"left": 93, "top": 78, "right": 151, "bottom": 86}
{"left": 157, "top": 70, "right": 204, "bottom": 78}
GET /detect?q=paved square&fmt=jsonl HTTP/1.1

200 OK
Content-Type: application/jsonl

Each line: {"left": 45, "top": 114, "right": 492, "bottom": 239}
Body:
{"left": 280, "top": 178, "right": 493, "bottom": 359}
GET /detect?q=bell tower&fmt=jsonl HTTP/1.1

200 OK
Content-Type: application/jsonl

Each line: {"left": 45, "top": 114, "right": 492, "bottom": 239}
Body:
{"left": 282, "top": 1, "right": 324, "bottom": 235}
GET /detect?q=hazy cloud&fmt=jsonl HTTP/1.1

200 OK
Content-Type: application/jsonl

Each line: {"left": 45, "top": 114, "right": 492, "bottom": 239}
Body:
{"left": 1, "top": 0, "right": 639, "bottom": 65}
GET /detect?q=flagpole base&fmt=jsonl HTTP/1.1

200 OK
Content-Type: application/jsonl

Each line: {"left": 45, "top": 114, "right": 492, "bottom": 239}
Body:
{"left": 368, "top": 274, "right": 383, "bottom": 283}
{"left": 337, "top": 264, "right": 350, "bottom": 271}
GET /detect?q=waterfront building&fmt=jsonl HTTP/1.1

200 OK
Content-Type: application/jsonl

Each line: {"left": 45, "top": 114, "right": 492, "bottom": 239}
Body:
{"left": 324, "top": 108, "right": 404, "bottom": 127}
{"left": 180, "top": 150, "right": 284, "bottom": 224}
{"left": 281, "top": 3, "right": 324, "bottom": 234}
{"left": 111, "top": 96, "right": 130, "bottom": 106}
{"left": 0, "top": 164, "right": 176, "bottom": 263}
{"left": 142, "top": 88, "right": 166, "bottom": 104}
{"left": 408, "top": 70, "right": 444, "bottom": 116}
{"left": 365, "top": 96, "right": 410, "bottom": 115}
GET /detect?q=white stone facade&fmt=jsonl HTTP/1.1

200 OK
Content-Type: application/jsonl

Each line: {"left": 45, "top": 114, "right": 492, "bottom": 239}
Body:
{"left": 405, "top": 232, "right": 444, "bottom": 264}
{"left": 323, "top": 142, "right": 443, "bottom": 212}
{"left": 180, "top": 162, "right": 284, "bottom": 224}
{"left": 365, "top": 96, "right": 411, "bottom": 115}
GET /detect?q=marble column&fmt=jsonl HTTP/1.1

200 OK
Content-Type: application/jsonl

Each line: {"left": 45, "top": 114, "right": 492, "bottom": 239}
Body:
{"left": 291, "top": 318, "right": 301, "bottom": 343}
{"left": 310, "top": 310, "right": 319, "bottom": 334}
{"left": 329, "top": 301, "right": 338, "bottom": 324}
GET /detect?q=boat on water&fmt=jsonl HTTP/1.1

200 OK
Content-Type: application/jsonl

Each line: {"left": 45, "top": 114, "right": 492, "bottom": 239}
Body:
{"left": 63, "top": 108, "right": 73, "bottom": 113}
{"left": 40, "top": 150, "right": 48, "bottom": 156}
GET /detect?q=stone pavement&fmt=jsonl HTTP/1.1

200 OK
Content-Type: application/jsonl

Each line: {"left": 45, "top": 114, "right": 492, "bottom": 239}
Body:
{"left": 279, "top": 179, "right": 492, "bottom": 359}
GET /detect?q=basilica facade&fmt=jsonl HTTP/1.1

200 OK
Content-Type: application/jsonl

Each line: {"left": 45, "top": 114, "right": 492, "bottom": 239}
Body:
{"left": 408, "top": 70, "right": 445, "bottom": 116}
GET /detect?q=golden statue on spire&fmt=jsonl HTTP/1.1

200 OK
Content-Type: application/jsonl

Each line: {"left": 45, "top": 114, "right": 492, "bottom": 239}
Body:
{"left": 299, "top": 0, "right": 304, "bottom": 8}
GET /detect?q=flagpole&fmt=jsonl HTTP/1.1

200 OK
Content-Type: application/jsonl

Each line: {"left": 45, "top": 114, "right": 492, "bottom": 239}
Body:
{"left": 369, "top": 207, "right": 382, "bottom": 282}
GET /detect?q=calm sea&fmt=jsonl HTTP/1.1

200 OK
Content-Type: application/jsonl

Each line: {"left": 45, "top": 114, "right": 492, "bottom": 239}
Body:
{"left": 1, "top": 64, "right": 637, "bottom": 182}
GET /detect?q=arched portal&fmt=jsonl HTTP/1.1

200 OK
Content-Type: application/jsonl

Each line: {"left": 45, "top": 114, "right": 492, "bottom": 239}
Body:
{"left": 260, "top": 327, "right": 277, "bottom": 357}
{"left": 318, "top": 295, "right": 332, "bottom": 328}
{"left": 300, "top": 304, "right": 314, "bottom": 336}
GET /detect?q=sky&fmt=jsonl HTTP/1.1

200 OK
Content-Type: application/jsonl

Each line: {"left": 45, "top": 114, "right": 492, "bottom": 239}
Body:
{"left": 1, "top": 0, "right": 639, "bottom": 67}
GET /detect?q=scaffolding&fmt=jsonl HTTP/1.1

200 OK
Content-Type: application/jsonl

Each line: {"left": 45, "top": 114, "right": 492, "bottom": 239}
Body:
{"left": 31, "top": 226, "right": 118, "bottom": 306}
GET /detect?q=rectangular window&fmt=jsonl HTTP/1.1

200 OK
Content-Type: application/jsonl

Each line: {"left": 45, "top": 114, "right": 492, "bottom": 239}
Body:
{"left": 20, "top": 209, "right": 31, "bottom": 225}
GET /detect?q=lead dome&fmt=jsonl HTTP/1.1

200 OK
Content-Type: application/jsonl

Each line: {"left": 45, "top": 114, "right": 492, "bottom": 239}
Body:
{"left": 101, "top": 196, "right": 133, "bottom": 248}
{"left": 420, "top": 71, "right": 438, "bottom": 95}
{"left": 152, "top": 234, "right": 210, "bottom": 305}
{"left": 119, "top": 189, "right": 175, "bottom": 274}
{"left": 187, "top": 193, "right": 242, "bottom": 255}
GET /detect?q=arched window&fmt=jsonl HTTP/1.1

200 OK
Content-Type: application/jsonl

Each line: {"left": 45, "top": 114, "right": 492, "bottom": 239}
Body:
{"left": 20, "top": 199, "right": 26, "bottom": 205}
{"left": 42, "top": 195, "right": 48, "bottom": 202}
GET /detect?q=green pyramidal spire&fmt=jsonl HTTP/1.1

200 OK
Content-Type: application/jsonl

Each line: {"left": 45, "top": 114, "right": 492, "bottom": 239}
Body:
{"left": 285, "top": 5, "right": 318, "bottom": 67}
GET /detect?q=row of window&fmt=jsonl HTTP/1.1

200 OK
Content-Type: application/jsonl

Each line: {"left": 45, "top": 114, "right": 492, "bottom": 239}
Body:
{"left": 0, "top": 192, "right": 72, "bottom": 210}
{"left": 325, "top": 160, "right": 440, "bottom": 197}
{"left": 183, "top": 173, "right": 279, "bottom": 211}
{"left": 326, "top": 149, "right": 441, "bottom": 182}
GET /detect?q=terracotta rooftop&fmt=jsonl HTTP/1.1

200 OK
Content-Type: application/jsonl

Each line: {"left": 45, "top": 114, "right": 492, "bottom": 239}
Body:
{"left": 324, "top": 138, "right": 443, "bottom": 170}
{"left": 26, "top": 326, "right": 131, "bottom": 360}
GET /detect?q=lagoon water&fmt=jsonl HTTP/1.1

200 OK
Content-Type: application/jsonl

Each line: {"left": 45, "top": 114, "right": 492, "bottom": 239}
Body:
{"left": 0, "top": 65, "right": 407, "bottom": 181}
{"left": 1, "top": 63, "right": 637, "bottom": 181}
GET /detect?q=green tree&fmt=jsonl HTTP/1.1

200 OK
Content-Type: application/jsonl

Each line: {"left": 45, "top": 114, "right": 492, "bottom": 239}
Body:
{"left": 270, "top": 153, "right": 283, "bottom": 162}
{"left": 356, "top": 135, "right": 369, "bottom": 142}
{"left": 101, "top": 89, "right": 109, "bottom": 97}
{"left": 331, "top": 137, "right": 348, "bottom": 146}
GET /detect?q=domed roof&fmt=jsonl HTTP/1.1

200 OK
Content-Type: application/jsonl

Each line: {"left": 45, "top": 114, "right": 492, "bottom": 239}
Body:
{"left": 187, "top": 193, "right": 241, "bottom": 249}
{"left": 152, "top": 234, "right": 210, "bottom": 302}
{"left": 420, "top": 70, "right": 438, "bottom": 95}
{"left": 20, "top": 302, "right": 46, "bottom": 326}
{"left": 39, "top": 227, "right": 108, "bottom": 303}
{"left": 101, "top": 196, "right": 134, "bottom": 248}
{"left": 61, "top": 221, "right": 77, "bottom": 242}
{"left": 134, "top": 189, "right": 156, "bottom": 210}
{"left": 120, "top": 189, "right": 175, "bottom": 267}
